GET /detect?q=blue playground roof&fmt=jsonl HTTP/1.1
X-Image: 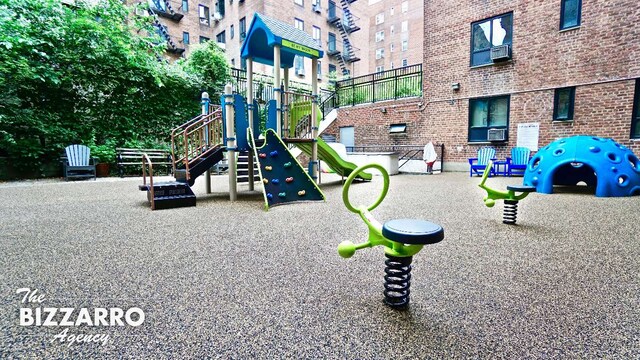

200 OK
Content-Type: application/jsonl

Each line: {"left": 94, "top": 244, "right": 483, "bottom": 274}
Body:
{"left": 240, "top": 13, "right": 324, "bottom": 68}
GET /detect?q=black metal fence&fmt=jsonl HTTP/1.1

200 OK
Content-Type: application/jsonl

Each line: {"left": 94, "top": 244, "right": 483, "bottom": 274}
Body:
{"left": 334, "top": 64, "right": 422, "bottom": 107}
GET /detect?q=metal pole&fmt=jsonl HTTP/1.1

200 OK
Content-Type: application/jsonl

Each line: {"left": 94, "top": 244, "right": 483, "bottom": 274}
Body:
{"left": 274, "top": 45, "right": 282, "bottom": 137}
{"left": 247, "top": 58, "right": 254, "bottom": 191}
{"left": 311, "top": 58, "right": 319, "bottom": 183}
{"left": 224, "top": 84, "right": 237, "bottom": 201}
{"left": 201, "top": 92, "right": 211, "bottom": 194}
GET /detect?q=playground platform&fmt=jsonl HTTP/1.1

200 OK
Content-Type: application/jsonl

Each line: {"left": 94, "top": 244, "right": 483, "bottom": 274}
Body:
{"left": 0, "top": 173, "right": 638, "bottom": 358}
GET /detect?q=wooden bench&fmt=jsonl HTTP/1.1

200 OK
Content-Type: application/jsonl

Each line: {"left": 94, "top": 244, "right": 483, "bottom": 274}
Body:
{"left": 116, "top": 148, "right": 173, "bottom": 177}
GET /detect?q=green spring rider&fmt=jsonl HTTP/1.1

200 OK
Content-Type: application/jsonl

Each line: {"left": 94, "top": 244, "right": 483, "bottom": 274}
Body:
{"left": 337, "top": 164, "right": 444, "bottom": 309}
{"left": 479, "top": 160, "right": 536, "bottom": 224}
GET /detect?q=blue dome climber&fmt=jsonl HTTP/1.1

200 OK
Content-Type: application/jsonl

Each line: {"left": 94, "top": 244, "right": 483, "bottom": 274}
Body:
{"left": 523, "top": 135, "right": 640, "bottom": 197}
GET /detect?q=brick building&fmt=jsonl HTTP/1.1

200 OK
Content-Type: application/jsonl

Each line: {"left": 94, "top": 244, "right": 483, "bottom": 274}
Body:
{"left": 327, "top": 0, "right": 640, "bottom": 171}
{"left": 366, "top": 0, "right": 423, "bottom": 73}
{"left": 142, "top": 0, "right": 370, "bottom": 85}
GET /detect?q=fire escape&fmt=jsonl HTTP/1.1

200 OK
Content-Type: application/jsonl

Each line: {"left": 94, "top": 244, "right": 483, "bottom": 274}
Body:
{"left": 148, "top": 0, "right": 186, "bottom": 55}
{"left": 327, "top": 0, "right": 360, "bottom": 76}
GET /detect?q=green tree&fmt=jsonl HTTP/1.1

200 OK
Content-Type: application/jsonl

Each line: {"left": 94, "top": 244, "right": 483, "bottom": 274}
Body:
{"left": 0, "top": 0, "right": 227, "bottom": 178}
{"left": 181, "top": 40, "right": 230, "bottom": 96}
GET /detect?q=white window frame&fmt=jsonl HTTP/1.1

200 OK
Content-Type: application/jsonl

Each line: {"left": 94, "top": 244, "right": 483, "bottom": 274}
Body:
{"left": 390, "top": 43, "right": 394, "bottom": 52}
{"left": 375, "top": 13, "right": 384, "bottom": 24}
{"left": 375, "top": 30, "right": 384, "bottom": 42}
{"left": 294, "top": 18, "right": 304, "bottom": 31}
{"left": 402, "top": 40, "right": 408, "bottom": 51}
{"left": 402, "top": 1, "right": 408, "bottom": 13}
{"left": 295, "top": 0, "right": 303, "bottom": 6}
{"left": 375, "top": 48, "right": 384, "bottom": 59}
{"left": 376, "top": 65, "right": 384, "bottom": 72}
{"left": 313, "top": 26, "right": 321, "bottom": 46}
{"left": 390, "top": 25, "right": 395, "bottom": 35}
{"left": 401, "top": 20, "right": 408, "bottom": 32}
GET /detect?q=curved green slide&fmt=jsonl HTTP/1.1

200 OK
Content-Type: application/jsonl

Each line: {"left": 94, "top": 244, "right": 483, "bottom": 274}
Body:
{"left": 296, "top": 138, "right": 372, "bottom": 181}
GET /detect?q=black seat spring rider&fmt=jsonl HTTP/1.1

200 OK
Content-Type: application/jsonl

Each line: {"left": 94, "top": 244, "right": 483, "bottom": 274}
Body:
{"left": 338, "top": 164, "right": 444, "bottom": 309}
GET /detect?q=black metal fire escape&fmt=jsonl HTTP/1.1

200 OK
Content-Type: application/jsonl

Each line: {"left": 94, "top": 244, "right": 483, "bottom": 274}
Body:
{"left": 327, "top": 0, "right": 360, "bottom": 76}
{"left": 148, "top": 0, "right": 185, "bottom": 55}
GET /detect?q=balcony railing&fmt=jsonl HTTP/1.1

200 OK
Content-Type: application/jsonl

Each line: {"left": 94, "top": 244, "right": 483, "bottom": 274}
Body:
{"left": 334, "top": 64, "right": 422, "bottom": 107}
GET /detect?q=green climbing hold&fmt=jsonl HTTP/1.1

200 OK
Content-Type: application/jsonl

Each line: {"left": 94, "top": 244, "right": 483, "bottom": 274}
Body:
{"left": 283, "top": 162, "right": 292, "bottom": 168}
{"left": 278, "top": 192, "right": 286, "bottom": 198}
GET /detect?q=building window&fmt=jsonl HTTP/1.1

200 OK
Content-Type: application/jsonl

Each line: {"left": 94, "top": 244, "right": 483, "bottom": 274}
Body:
{"left": 471, "top": 12, "right": 513, "bottom": 67}
{"left": 401, "top": 21, "right": 408, "bottom": 32}
{"left": 216, "top": 31, "right": 225, "bottom": 44}
{"left": 183, "top": 31, "right": 190, "bottom": 44}
{"left": 295, "top": 0, "right": 303, "bottom": 6}
{"left": 402, "top": 58, "right": 408, "bottom": 67}
{"left": 317, "top": 61, "right": 322, "bottom": 79}
{"left": 389, "top": 7, "right": 394, "bottom": 16}
{"left": 401, "top": 1, "right": 408, "bottom": 13}
{"left": 632, "top": 80, "right": 640, "bottom": 138}
{"left": 313, "top": 26, "right": 321, "bottom": 46}
{"left": 376, "top": 65, "right": 384, "bottom": 72}
{"left": 560, "top": 0, "right": 581, "bottom": 30}
{"left": 468, "top": 96, "right": 510, "bottom": 142}
{"left": 390, "top": 25, "right": 395, "bottom": 35}
{"left": 295, "top": 56, "right": 305, "bottom": 76}
{"left": 328, "top": 64, "right": 336, "bottom": 75}
{"left": 239, "top": 17, "right": 246, "bottom": 41}
{"left": 375, "top": 13, "right": 384, "bottom": 24}
{"left": 390, "top": 61, "right": 394, "bottom": 69}
{"left": 328, "top": 32, "right": 337, "bottom": 52}
{"left": 401, "top": 40, "right": 408, "bottom": 51}
{"left": 553, "top": 87, "right": 576, "bottom": 121}
{"left": 231, "top": 58, "right": 235, "bottom": 66}
{"left": 375, "top": 30, "right": 384, "bottom": 42}
{"left": 230, "top": 25, "right": 234, "bottom": 39}
{"left": 199, "top": 5, "right": 210, "bottom": 26}
{"left": 241, "top": 58, "right": 247, "bottom": 70}
{"left": 390, "top": 43, "right": 394, "bottom": 52}
{"left": 375, "top": 48, "right": 384, "bottom": 59}
{"left": 294, "top": 18, "right": 304, "bottom": 31}
{"left": 390, "top": 123, "right": 406, "bottom": 134}
{"left": 199, "top": 36, "right": 209, "bottom": 43}
{"left": 214, "top": 0, "right": 224, "bottom": 17}
{"left": 182, "top": 0, "right": 188, "bottom": 12}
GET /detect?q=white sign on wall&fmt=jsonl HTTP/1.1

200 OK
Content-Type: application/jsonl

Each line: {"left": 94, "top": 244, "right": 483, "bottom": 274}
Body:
{"left": 517, "top": 123, "right": 540, "bottom": 151}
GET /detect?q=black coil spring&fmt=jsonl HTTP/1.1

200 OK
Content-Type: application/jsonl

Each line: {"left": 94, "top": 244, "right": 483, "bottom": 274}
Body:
{"left": 503, "top": 200, "right": 518, "bottom": 224}
{"left": 383, "top": 255, "right": 413, "bottom": 309}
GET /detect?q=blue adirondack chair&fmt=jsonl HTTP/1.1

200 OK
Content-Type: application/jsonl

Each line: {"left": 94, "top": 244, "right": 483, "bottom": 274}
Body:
{"left": 468, "top": 147, "right": 496, "bottom": 177}
{"left": 507, "top": 147, "right": 531, "bottom": 176}
{"left": 62, "top": 144, "right": 96, "bottom": 181}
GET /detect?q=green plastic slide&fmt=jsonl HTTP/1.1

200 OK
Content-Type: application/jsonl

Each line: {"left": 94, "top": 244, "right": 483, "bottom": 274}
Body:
{"left": 296, "top": 138, "right": 372, "bottom": 181}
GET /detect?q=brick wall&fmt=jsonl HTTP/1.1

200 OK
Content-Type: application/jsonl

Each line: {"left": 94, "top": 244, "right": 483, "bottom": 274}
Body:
{"left": 329, "top": 0, "right": 640, "bottom": 171}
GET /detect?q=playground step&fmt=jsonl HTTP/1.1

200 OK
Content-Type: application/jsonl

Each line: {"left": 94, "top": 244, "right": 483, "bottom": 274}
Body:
{"left": 138, "top": 181, "right": 196, "bottom": 210}
{"left": 174, "top": 146, "right": 225, "bottom": 186}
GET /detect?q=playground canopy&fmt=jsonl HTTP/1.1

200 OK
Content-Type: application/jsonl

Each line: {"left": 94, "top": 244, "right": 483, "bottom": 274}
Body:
{"left": 240, "top": 13, "right": 324, "bottom": 67}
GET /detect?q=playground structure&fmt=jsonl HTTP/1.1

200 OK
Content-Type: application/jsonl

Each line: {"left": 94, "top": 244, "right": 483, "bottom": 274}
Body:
{"left": 139, "top": 13, "right": 370, "bottom": 210}
{"left": 337, "top": 164, "right": 444, "bottom": 309}
{"left": 523, "top": 135, "right": 640, "bottom": 197}
{"left": 478, "top": 160, "right": 536, "bottom": 225}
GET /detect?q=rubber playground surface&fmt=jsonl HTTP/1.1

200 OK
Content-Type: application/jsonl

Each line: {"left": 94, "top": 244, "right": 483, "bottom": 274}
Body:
{"left": 0, "top": 172, "right": 638, "bottom": 358}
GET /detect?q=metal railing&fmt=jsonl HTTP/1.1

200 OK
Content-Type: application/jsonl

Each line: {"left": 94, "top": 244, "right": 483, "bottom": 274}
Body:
{"left": 170, "top": 106, "right": 224, "bottom": 180}
{"left": 343, "top": 144, "right": 444, "bottom": 171}
{"left": 141, "top": 154, "right": 156, "bottom": 210}
{"left": 334, "top": 64, "right": 422, "bottom": 107}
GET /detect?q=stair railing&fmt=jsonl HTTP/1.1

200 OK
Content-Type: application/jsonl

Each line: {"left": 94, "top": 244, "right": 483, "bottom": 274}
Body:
{"left": 171, "top": 113, "right": 204, "bottom": 174}
{"left": 141, "top": 154, "right": 156, "bottom": 210}
{"left": 172, "top": 106, "right": 224, "bottom": 181}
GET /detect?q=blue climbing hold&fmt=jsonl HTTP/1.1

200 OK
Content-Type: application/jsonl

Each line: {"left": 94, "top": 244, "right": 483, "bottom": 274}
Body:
{"left": 267, "top": 193, "right": 273, "bottom": 200}
{"left": 272, "top": 178, "right": 280, "bottom": 184}
{"left": 270, "top": 150, "right": 279, "bottom": 157}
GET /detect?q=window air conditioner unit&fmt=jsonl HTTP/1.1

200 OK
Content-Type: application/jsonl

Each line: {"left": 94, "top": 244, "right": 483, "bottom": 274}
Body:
{"left": 490, "top": 44, "right": 511, "bottom": 62}
{"left": 487, "top": 128, "right": 507, "bottom": 142}
{"left": 296, "top": 68, "right": 305, "bottom": 76}
{"left": 213, "top": 12, "right": 222, "bottom": 21}
{"left": 313, "top": 4, "right": 321, "bottom": 13}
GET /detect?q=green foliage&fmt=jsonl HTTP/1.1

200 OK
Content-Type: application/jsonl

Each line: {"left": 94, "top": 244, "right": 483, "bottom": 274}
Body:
{"left": 180, "top": 41, "right": 230, "bottom": 96}
{"left": 0, "top": 0, "right": 228, "bottom": 178}
{"left": 89, "top": 141, "right": 117, "bottom": 164}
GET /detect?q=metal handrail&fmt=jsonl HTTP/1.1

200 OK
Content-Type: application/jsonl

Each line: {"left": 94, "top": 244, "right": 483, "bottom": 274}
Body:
{"left": 171, "top": 114, "right": 204, "bottom": 174}
{"left": 177, "top": 107, "right": 224, "bottom": 180}
{"left": 141, "top": 154, "right": 155, "bottom": 210}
